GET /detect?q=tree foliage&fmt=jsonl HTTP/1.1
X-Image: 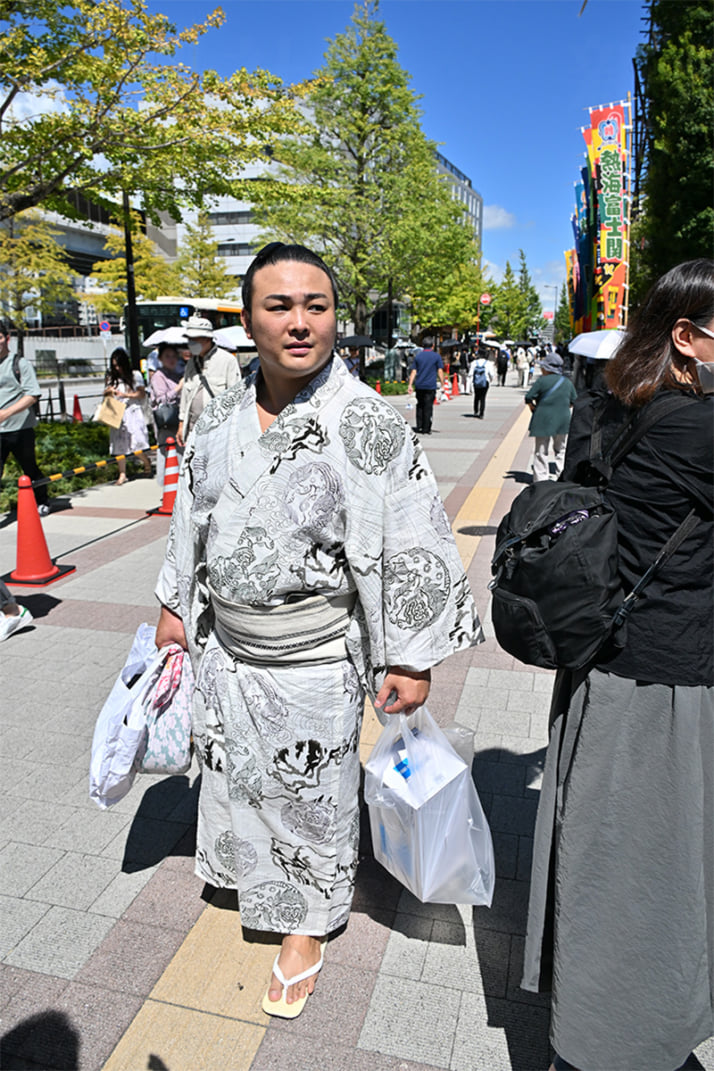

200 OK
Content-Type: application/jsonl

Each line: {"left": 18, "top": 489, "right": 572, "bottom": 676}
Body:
{"left": 0, "top": 0, "right": 301, "bottom": 224}
{"left": 82, "top": 220, "right": 177, "bottom": 316}
{"left": 248, "top": 1, "right": 478, "bottom": 334}
{"left": 174, "top": 212, "right": 236, "bottom": 299}
{"left": 633, "top": 0, "right": 714, "bottom": 295}
{"left": 553, "top": 282, "right": 571, "bottom": 344}
{"left": 491, "top": 250, "right": 544, "bottom": 340}
{"left": 0, "top": 210, "right": 75, "bottom": 354}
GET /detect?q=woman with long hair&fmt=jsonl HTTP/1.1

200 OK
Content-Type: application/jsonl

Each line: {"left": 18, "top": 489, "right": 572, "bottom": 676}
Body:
{"left": 522, "top": 259, "right": 714, "bottom": 1071}
{"left": 104, "top": 347, "right": 151, "bottom": 484}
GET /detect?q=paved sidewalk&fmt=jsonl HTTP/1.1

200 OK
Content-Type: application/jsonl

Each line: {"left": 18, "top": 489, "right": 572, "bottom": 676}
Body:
{"left": 0, "top": 375, "right": 711, "bottom": 1071}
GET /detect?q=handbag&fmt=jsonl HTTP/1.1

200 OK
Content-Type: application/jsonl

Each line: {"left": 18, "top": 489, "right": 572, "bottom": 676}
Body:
{"left": 95, "top": 395, "right": 126, "bottom": 429}
{"left": 364, "top": 706, "right": 495, "bottom": 906}
{"left": 153, "top": 401, "right": 180, "bottom": 428}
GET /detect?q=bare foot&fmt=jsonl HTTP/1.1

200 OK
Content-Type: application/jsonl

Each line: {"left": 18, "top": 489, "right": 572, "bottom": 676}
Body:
{"left": 267, "top": 934, "right": 324, "bottom": 1006}
{"left": 115, "top": 474, "right": 128, "bottom": 486}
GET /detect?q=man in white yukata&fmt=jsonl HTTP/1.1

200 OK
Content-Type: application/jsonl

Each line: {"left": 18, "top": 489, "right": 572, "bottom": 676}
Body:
{"left": 155, "top": 243, "right": 483, "bottom": 1019}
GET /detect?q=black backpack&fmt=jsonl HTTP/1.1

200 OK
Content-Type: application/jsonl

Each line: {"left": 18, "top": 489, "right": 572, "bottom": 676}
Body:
{"left": 489, "top": 393, "right": 699, "bottom": 670}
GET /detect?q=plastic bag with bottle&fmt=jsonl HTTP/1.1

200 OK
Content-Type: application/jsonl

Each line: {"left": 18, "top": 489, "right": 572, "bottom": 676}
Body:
{"left": 364, "top": 706, "right": 495, "bottom": 905}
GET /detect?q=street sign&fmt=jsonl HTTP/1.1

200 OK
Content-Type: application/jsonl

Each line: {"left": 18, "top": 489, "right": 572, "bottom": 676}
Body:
{"left": 99, "top": 320, "right": 111, "bottom": 334}
{"left": 480, "top": 293, "right": 492, "bottom": 305}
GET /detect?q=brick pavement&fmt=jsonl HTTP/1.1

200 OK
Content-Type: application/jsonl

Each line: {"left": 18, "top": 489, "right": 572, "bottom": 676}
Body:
{"left": 0, "top": 374, "right": 711, "bottom": 1071}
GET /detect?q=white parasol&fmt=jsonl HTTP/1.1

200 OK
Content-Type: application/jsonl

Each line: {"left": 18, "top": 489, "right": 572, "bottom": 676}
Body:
{"left": 568, "top": 328, "right": 627, "bottom": 360}
{"left": 214, "top": 325, "right": 253, "bottom": 351}
{"left": 142, "top": 326, "right": 188, "bottom": 347}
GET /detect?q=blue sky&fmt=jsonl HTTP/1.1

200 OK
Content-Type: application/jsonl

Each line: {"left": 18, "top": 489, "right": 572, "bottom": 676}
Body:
{"left": 153, "top": 0, "right": 645, "bottom": 311}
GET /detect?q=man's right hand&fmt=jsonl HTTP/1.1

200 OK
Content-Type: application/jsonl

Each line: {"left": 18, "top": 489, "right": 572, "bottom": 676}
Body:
{"left": 156, "top": 605, "right": 188, "bottom": 650}
{"left": 176, "top": 421, "right": 184, "bottom": 447}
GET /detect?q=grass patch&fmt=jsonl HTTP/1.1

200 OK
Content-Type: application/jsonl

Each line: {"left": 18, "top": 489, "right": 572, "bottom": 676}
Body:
{"left": 0, "top": 421, "right": 152, "bottom": 511}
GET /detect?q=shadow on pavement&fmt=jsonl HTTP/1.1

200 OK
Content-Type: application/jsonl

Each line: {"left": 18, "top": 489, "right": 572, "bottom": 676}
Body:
{"left": 0, "top": 1009, "right": 80, "bottom": 1071}
{"left": 121, "top": 774, "right": 199, "bottom": 873}
{"left": 458, "top": 524, "right": 498, "bottom": 537}
{"left": 13, "top": 592, "right": 62, "bottom": 619}
{"left": 472, "top": 742, "right": 551, "bottom": 1070}
{"left": 503, "top": 469, "right": 533, "bottom": 484}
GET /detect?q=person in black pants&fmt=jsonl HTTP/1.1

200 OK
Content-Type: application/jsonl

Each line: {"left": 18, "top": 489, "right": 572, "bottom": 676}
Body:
{"left": 471, "top": 354, "right": 494, "bottom": 418}
{"left": 406, "top": 337, "right": 445, "bottom": 434}
{"left": 0, "top": 320, "right": 48, "bottom": 512}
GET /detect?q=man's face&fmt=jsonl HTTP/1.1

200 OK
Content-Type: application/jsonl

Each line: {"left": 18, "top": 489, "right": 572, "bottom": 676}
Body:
{"left": 0, "top": 332, "right": 9, "bottom": 361}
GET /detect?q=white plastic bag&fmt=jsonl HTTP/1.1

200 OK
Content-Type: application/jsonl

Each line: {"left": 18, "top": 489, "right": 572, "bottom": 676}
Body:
{"left": 364, "top": 706, "right": 495, "bottom": 905}
{"left": 89, "top": 623, "right": 165, "bottom": 809}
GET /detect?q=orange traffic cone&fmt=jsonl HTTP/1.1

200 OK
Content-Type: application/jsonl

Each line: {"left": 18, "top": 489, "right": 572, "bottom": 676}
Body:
{"left": 375, "top": 380, "right": 382, "bottom": 394}
{"left": 154, "top": 438, "right": 179, "bottom": 516}
{"left": 452, "top": 373, "right": 460, "bottom": 397}
{"left": 3, "top": 477, "right": 75, "bottom": 586}
{"left": 72, "top": 394, "right": 83, "bottom": 422}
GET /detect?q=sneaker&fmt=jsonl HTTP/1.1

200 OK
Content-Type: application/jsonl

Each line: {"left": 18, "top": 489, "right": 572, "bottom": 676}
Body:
{"left": 38, "top": 503, "right": 51, "bottom": 516}
{"left": 0, "top": 606, "right": 34, "bottom": 641}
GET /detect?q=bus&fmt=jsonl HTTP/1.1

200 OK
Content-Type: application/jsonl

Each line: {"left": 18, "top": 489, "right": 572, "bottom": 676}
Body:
{"left": 123, "top": 297, "right": 244, "bottom": 347}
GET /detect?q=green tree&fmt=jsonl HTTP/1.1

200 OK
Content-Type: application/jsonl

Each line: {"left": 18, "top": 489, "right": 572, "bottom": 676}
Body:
{"left": 249, "top": 1, "right": 476, "bottom": 335}
{"left": 517, "top": 250, "right": 545, "bottom": 338}
{"left": 0, "top": 210, "right": 75, "bottom": 356}
{"left": 175, "top": 212, "right": 236, "bottom": 299}
{"left": 553, "top": 282, "right": 571, "bottom": 344}
{"left": 633, "top": 0, "right": 714, "bottom": 296}
{"left": 492, "top": 261, "right": 522, "bottom": 339}
{"left": 81, "top": 222, "right": 177, "bottom": 317}
{"left": 0, "top": 0, "right": 300, "bottom": 224}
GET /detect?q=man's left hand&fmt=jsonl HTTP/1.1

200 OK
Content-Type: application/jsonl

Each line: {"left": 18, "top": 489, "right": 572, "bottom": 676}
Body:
{"left": 375, "top": 666, "right": 431, "bottom": 715}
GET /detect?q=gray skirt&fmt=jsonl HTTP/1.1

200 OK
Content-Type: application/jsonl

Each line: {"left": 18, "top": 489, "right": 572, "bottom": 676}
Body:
{"left": 522, "top": 667, "right": 713, "bottom": 1071}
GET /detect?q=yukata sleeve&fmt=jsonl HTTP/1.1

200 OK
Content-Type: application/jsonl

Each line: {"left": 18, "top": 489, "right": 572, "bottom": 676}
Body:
{"left": 379, "top": 437, "right": 483, "bottom": 672}
{"left": 345, "top": 409, "right": 482, "bottom": 695}
{"left": 154, "top": 427, "right": 209, "bottom": 626}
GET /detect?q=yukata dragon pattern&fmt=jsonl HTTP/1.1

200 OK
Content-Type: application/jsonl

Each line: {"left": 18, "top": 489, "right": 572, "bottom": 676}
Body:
{"left": 156, "top": 356, "right": 482, "bottom": 935}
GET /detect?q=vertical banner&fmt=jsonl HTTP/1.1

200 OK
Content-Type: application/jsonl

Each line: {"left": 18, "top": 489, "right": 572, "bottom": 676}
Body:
{"left": 585, "top": 102, "right": 630, "bottom": 328}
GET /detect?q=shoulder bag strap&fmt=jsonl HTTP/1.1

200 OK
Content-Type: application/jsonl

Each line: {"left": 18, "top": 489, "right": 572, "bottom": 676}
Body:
{"left": 541, "top": 375, "right": 566, "bottom": 401}
{"left": 589, "top": 392, "right": 697, "bottom": 482}
{"left": 612, "top": 508, "right": 699, "bottom": 628}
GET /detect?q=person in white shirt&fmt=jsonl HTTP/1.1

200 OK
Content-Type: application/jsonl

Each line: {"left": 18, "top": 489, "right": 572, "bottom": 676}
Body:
{"left": 469, "top": 353, "right": 495, "bottom": 418}
{"left": 177, "top": 316, "right": 239, "bottom": 446}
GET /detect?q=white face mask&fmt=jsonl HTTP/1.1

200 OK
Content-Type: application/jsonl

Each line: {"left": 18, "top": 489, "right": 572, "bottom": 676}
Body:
{"left": 692, "top": 357, "right": 714, "bottom": 394}
{"left": 187, "top": 340, "right": 204, "bottom": 356}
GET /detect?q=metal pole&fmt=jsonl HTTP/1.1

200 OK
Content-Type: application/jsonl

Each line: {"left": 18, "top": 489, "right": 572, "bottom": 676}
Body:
{"left": 122, "top": 190, "right": 141, "bottom": 372}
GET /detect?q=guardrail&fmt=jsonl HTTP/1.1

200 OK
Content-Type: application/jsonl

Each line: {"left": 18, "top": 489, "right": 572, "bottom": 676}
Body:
{"left": 33, "top": 446, "right": 159, "bottom": 488}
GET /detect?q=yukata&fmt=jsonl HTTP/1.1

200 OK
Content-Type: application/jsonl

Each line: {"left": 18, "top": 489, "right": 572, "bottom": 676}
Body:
{"left": 155, "top": 355, "right": 483, "bottom": 936}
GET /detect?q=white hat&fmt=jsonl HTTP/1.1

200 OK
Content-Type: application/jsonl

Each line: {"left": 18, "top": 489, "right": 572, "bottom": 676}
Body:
{"left": 182, "top": 315, "right": 214, "bottom": 339}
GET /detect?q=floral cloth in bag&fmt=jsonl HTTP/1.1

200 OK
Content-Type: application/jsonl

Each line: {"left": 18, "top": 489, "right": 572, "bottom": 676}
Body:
{"left": 138, "top": 645, "right": 194, "bottom": 775}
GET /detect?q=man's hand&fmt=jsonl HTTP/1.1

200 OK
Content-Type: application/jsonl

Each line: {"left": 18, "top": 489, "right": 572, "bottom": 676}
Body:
{"left": 375, "top": 666, "right": 431, "bottom": 715}
{"left": 176, "top": 421, "right": 185, "bottom": 448}
{"left": 155, "top": 605, "right": 188, "bottom": 650}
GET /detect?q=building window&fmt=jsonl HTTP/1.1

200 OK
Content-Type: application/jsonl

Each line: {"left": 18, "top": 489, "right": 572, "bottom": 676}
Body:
{"left": 208, "top": 210, "right": 254, "bottom": 226}
{"left": 217, "top": 243, "right": 255, "bottom": 257}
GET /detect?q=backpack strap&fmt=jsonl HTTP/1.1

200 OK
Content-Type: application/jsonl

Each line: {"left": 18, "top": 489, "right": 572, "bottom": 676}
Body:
{"left": 588, "top": 392, "right": 696, "bottom": 483}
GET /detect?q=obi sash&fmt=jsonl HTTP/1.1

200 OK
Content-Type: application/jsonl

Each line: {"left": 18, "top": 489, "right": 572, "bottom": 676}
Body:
{"left": 209, "top": 585, "right": 357, "bottom": 666}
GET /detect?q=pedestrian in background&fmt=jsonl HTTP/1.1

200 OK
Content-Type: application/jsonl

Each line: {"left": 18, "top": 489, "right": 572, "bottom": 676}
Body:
{"left": 458, "top": 349, "right": 471, "bottom": 395}
{"left": 407, "top": 336, "right": 445, "bottom": 434}
{"left": 104, "top": 347, "right": 151, "bottom": 485}
{"left": 150, "top": 343, "right": 183, "bottom": 487}
{"left": 524, "top": 353, "right": 576, "bottom": 480}
{"left": 522, "top": 258, "right": 714, "bottom": 1071}
{"left": 177, "top": 316, "right": 239, "bottom": 447}
{"left": 0, "top": 578, "right": 33, "bottom": 641}
{"left": 155, "top": 242, "right": 482, "bottom": 1020}
{"left": 496, "top": 347, "right": 509, "bottom": 386}
{"left": 0, "top": 320, "right": 50, "bottom": 515}
{"left": 470, "top": 351, "right": 494, "bottom": 418}
{"left": 516, "top": 346, "right": 529, "bottom": 388}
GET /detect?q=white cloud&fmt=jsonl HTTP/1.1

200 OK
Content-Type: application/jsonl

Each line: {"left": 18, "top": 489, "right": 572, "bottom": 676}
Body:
{"left": 7, "top": 83, "right": 69, "bottom": 125}
{"left": 482, "top": 259, "right": 504, "bottom": 285}
{"left": 483, "top": 204, "right": 517, "bottom": 231}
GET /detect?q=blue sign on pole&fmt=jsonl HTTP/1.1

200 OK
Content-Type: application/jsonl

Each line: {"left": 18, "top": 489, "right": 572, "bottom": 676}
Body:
{"left": 99, "top": 320, "right": 111, "bottom": 332}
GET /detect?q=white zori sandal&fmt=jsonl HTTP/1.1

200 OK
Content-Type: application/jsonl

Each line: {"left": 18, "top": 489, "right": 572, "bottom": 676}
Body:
{"left": 262, "top": 940, "right": 328, "bottom": 1019}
